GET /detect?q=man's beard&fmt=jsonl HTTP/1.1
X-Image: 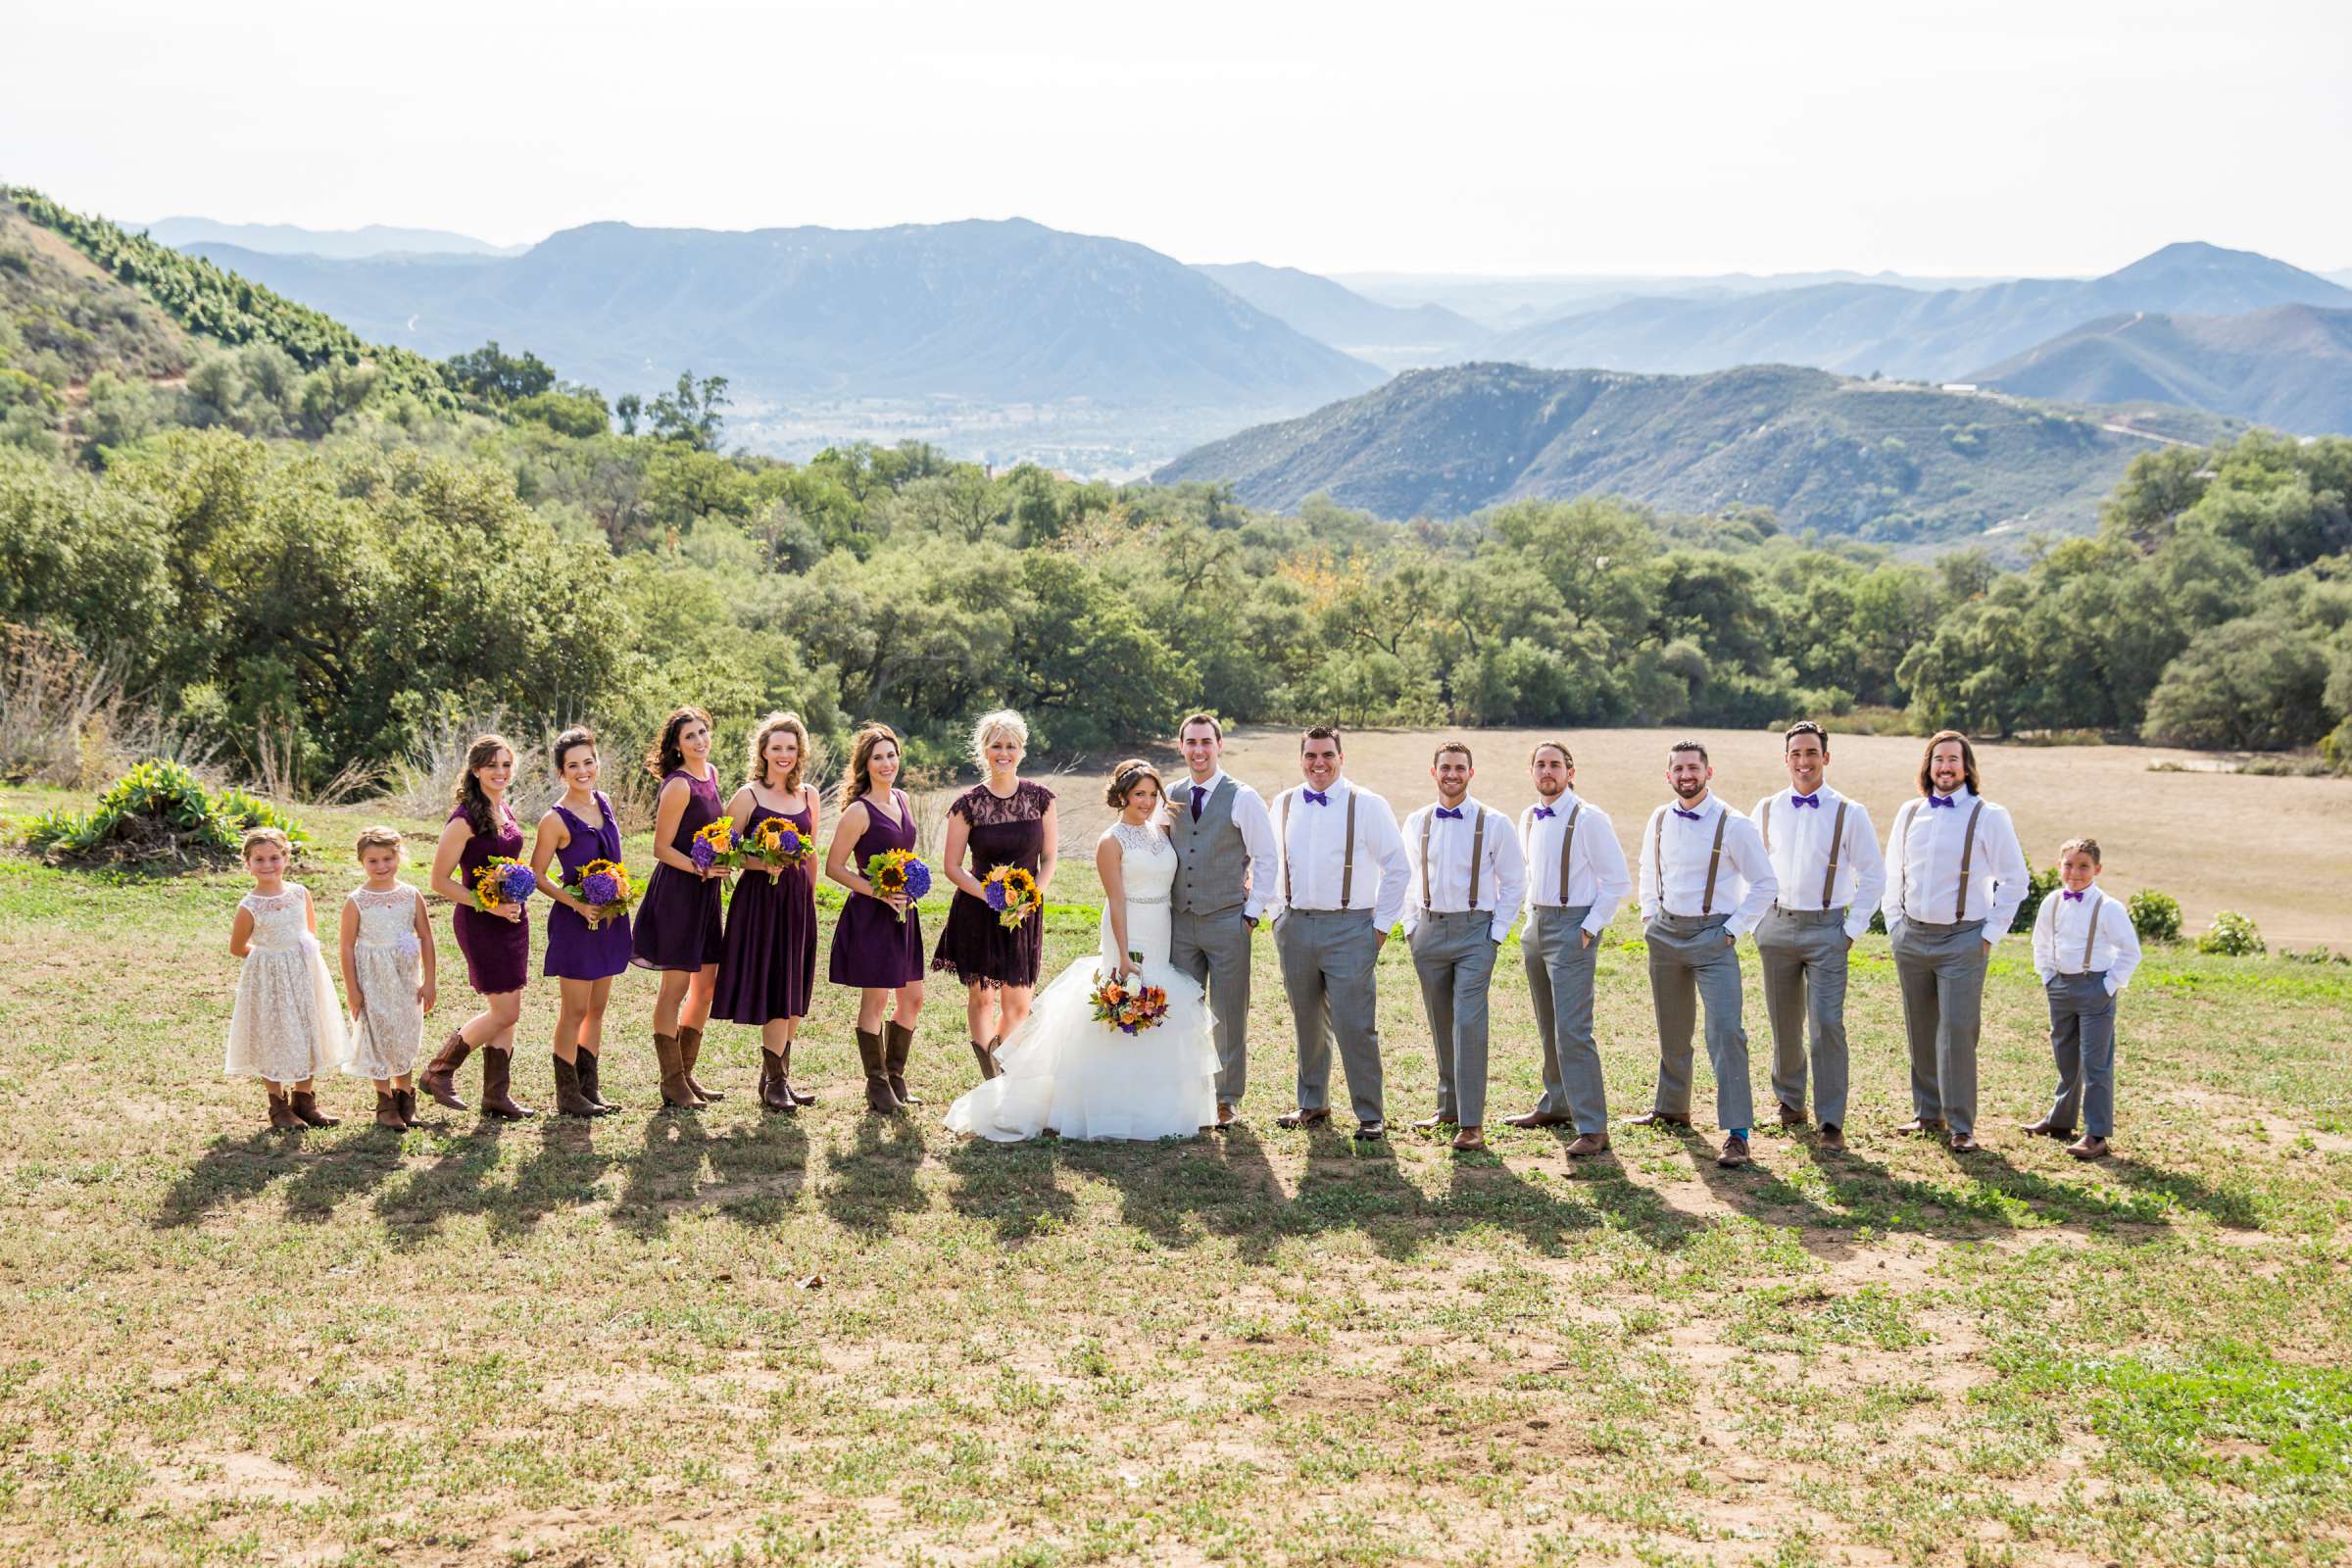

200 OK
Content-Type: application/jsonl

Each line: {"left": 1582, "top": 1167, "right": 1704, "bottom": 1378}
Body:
{"left": 1673, "top": 778, "right": 1705, "bottom": 800}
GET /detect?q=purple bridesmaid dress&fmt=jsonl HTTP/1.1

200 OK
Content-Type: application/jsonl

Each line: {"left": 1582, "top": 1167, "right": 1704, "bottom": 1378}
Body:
{"left": 543, "top": 790, "right": 633, "bottom": 981}
{"left": 631, "top": 767, "right": 726, "bottom": 971}
{"left": 713, "top": 796, "right": 819, "bottom": 1024}
{"left": 827, "top": 788, "right": 925, "bottom": 987}
{"left": 451, "top": 802, "right": 530, "bottom": 995}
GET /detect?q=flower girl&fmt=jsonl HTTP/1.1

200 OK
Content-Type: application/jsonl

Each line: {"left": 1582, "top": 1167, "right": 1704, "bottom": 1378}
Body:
{"left": 338, "top": 826, "right": 437, "bottom": 1130}
{"left": 225, "top": 827, "right": 348, "bottom": 1131}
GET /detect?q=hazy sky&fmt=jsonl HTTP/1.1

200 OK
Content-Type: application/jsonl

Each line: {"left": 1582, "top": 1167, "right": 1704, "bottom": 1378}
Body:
{"left": 10, "top": 0, "right": 2348, "bottom": 275}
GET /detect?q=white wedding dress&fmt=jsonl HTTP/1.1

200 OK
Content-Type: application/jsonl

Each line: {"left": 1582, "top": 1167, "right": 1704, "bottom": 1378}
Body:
{"left": 945, "top": 819, "right": 1219, "bottom": 1142}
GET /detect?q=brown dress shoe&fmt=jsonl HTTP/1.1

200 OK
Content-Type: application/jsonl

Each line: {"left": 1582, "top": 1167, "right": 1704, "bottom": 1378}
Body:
{"left": 290, "top": 1090, "right": 340, "bottom": 1128}
{"left": 1503, "top": 1109, "right": 1574, "bottom": 1129}
{"left": 1716, "top": 1133, "right": 1752, "bottom": 1169}
{"left": 1777, "top": 1102, "right": 1807, "bottom": 1128}
{"left": 884, "top": 1020, "right": 922, "bottom": 1106}
{"left": 1353, "top": 1121, "right": 1387, "bottom": 1142}
{"left": 1412, "top": 1113, "right": 1454, "bottom": 1133}
{"left": 1948, "top": 1132, "right": 1982, "bottom": 1153}
{"left": 479, "top": 1047, "right": 536, "bottom": 1120}
{"left": 678, "top": 1025, "right": 723, "bottom": 1103}
{"left": 267, "top": 1089, "right": 299, "bottom": 1131}
{"left": 1276, "top": 1107, "right": 1332, "bottom": 1129}
{"left": 2067, "top": 1135, "right": 2110, "bottom": 1160}
{"left": 419, "top": 1029, "right": 473, "bottom": 1110}
{"left": 1895, "top": 1116, "right": 1947, "bottom": 1136}
{"left": 1563, "top": 1132, "right": 1613, "bottom": 1158}
{"left": 1622, "top": 1109, "right": 1693, "bottom": 1129}
{"left": 1449, "top": 1126, "right": 1486, "bottom": 1152}
{"left": 2020, "top": 1116, "right": 2072, "bottom": 1138}
{"left": 1215, "top": 1102, "right": 1238, "bottom": 1128}
{"left": 1819, "top": 1123, "right": 1846, "bottom": 1152}
{"left": 373, "top": 1091, "right": 407, "bottom": 1130}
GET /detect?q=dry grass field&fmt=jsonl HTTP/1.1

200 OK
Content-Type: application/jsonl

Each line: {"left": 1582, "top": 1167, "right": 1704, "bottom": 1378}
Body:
{"left": 1217, "top": 727, "right": 2352, "bottom": 951}
{"left": 1, "top": 746, "right": 2349, "bottom": 1567}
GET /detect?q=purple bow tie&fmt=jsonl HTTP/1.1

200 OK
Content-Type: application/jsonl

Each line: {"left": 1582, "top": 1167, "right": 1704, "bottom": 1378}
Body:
{"left": 2062, "top": 889, "right": 2084, "bottom": 902}
{"left": 1791, "top": 793, "right": 1821, "bottom": 808}
{"left": 1434, "top": 806, "right": 1464, "bottom": 820}
{"left": 1301, "top": 789, "right": 1330, "bottom": 807}
{"left": 1533, "top": 806, "right": 1556, "bottom": 819}
{"left": 1927, "top": 794, "right": 1957, "bottom": 809}
{"left": 1672, "top": 807, "right": 1703, "bottom": 821}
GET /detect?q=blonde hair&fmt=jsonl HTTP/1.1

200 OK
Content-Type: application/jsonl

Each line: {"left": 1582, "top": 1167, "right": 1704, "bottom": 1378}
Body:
{"left": 2060, "top": 836, "right": 2103, "bottom": 865}
{"left": 970, "top": 708, "right": 1028, "bottom": 767}
{"left": 747, "top": 710, "right": 811, "bottom": 793}
{"left": 241, "top": 826, "right": 292, "bottom": 860}
{"left": 354, "top": 825, "right": 404, "bottom": 859}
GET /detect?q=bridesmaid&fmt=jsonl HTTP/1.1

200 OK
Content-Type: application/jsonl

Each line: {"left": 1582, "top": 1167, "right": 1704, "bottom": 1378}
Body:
{"left": 932, "top": 709, "right": 1058, "bottom": 1082}
{"left": 632, "top": 707, "right": 729, "bottom": 1109}
{"left": 420, "top": 734, "right": 536, "bottom": 1119}
{"left": 825, "top": 722, "right": 926, "bottom": 1114}
{"left": 714, "top": 711, "right": 821, "bottom": 1113}
{"left": 529, "top": 726, "right": 629, "bottom": 1118}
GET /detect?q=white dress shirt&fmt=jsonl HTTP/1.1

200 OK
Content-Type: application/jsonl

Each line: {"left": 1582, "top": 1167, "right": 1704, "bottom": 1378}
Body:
{"left": 1638, "top": 793, "right": 1777, "bottom": 938}
{"left": 2033, "top": 885, "right": 2143, "bottom": 994}
{"left": 1177, "top": 768, "right": 1280, "bottom": 920}
{"left": 1880, "top": 789, "right": 2030, "bottom": 940}
{"left": 1516, "top": 790, "right": 1632, "bottom": 939}
{"left": 1401, "top": 796, "right": 1527, "bottom": 943}
{"left": 1268, "top": 777, "right": 1411, "bottom": 931}
{"left": 1748, "top": 785, "right": 1887, "bottom": 943}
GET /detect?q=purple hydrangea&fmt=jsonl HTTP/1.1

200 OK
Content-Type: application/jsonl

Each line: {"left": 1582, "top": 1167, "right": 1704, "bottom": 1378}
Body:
{"left": 581, "top": 869, "right": 620, "bottom": 905}
{"left": 498, "top": 863, "right": 538, "bottom": 902}
{"left": 690, "top": 838, "right": 716, "bottom": 870}
{"left": 902, "top": 860, "right": 933, "bottom": 902}
{"left": 984, "top": 879, "right": 1008, "bottom": 912}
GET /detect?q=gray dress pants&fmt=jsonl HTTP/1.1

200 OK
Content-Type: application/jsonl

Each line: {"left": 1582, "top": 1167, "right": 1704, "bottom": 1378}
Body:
{"left": 2042, "top": 969, "right": 2118, "bottom": 1137}
{"left": 1643, "top": 911, "right": 1754, "bottom": 1132}
{"left": 1524, "top": 905, "right": 1605, "bottom": 1133}
{"left": 1272, "top": 908, "right": 1385, "bottom": 1125}
{"left": 1753, "top": 906, "right": 1852, "bottom": 1128}
{"left": 1169, "top": 906, "right": 1254, "bottom": 1105}
{"left": 1407, "top": 910, "right": 1497, "bottom": 1126}
{"left": 1889, "top": 916, "right": 1988, "bottom": 1137}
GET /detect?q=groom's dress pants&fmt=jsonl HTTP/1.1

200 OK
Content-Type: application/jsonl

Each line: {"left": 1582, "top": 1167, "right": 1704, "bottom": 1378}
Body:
{"left": 1169, "top": 906, "right": 1253, "bottom": 1105}
{"left": 1643, "top": 910, "right": 1754, "bottom": 1131}
{"left": 1273, "top": 907, "right": 1385, "bottom": 1124}
{"left": 1407, "top": 910, "right": 1496, "bottom": 1127}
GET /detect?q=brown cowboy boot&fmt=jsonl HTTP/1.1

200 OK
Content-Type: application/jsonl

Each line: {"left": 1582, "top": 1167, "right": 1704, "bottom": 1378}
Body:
{"left": 969, "top": 1038, "right": 1002, "bottom": 1081}
{"left": 884, "top": 1020, "right": 922, "bottom": 1106}
{"left": 419, "top": 1029, "right": 473, "bottom": 1110}
{"left": 396, "top": 1086, "right": 419, "bottom": 1127}
{"left": 653, "top": 1032, "right": 697, "bottom": 1109}
{"left": 759, "top": 1049, "right": 797, "bottom": 1112}
{"left": 267, "top": 1087, "right": 299, "bottom": 1131}
{"left": 856, "top": 1028, "right": 903, "bottom": 1114}
{"left": 551, "top": 1054, "right": 599, "bottom": 1118}
{"left": 779, "top": 1040, "right": 814, "bottom": 1106}
{"left": 576, "top": 1050, "right": 614, "bottom": 1113}
{"left": 373, "top": 1091, "right": 406, "bottom": 1130}
{"left": 290, "top": 1089, "right": 340, "bottom": 1128}
{"left": 678, "top": 1025, "right": 723, "bottom": 1103}
{"left": 479, "top": 1047, "right": 536, "bottom": 1120}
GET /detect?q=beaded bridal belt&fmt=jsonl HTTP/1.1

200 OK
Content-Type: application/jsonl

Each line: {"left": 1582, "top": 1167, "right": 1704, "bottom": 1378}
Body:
{"left": 1129, "top": 893, "right": 1170, "bottom": 906}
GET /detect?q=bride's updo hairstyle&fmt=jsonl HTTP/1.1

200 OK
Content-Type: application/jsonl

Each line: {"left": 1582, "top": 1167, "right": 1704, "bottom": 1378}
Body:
{"left": 1105, "top": 758, "right": 1163, "bottom": 809}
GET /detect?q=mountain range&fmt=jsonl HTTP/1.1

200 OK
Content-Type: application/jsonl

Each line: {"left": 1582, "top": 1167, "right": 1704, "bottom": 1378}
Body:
{"left": 1152, "top": 361, "right": 2239, "bottom": 539}
{"left": 1969, "top": 305, "right": 2352, "bottom": 434}
{"left": 1192, "top": 262, "right": 1486, "bottom": 370}
{"left": 139, "top": 217, "right": 524, "bottom": 259}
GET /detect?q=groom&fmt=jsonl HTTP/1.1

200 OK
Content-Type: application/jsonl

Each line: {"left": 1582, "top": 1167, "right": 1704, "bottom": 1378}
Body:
{"left": 1269, "top": 725, "right": 1410, "bottom": 1141}
{"left": 1166, "top": 711, "right": 1279, "bottom": 1128}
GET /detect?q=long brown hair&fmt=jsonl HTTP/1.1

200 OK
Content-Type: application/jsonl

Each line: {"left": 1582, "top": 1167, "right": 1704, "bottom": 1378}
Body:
{"left": 645, "top": 706, "right": 711, "bottom": 781}
{"left": 837, "top": 722, "right": 902, "bottom": 813}
{"left": 1918, "top": 729, "right": 1981, "bottom": 796}
{"left": 747, "top": 710, "right": 812, "bottom": 794}
{"left": 454, "top": 733, "right": 514, "bottom": 837}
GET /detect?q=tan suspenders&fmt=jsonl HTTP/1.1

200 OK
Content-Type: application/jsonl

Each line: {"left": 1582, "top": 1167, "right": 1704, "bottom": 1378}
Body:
{"left": 1418, "top": 807, "right": 1486, "bottom": 911}
{"left": 1652, "top": 805, "right": 1730, "bottom": 916}
{"left": 1281, "top": 787, "right": 1357, "bottom": 908}
{"left": 1765, "top": 794, "right": 1850, "bottom": 908}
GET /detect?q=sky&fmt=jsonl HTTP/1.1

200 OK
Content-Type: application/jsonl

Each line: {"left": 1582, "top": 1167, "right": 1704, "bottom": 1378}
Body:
{"left": 8, "top": 0, "right": 2349, "bottom": 277}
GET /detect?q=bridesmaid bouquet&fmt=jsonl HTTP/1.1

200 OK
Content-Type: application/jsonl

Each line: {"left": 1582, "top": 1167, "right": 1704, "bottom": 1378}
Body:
{"left": 1089, "top": 957, "right": 1169, "bottom": 1035}
{"left": 567, "top": 858, "right": 635, "bottom": 928}
{"left": 981, "top": 865, "right": 1042, "bottom": 930}
{"left": 865, "top": 848, "right": 932, "bottom": 923}
{"left": 689, "top": 820, "right": 738, "bottom": 871}
{"left": 470, "top": 858, "right": 538, "bottom": 913}
{"left": 750, "top": 817, "right": 815, "bottom": 873}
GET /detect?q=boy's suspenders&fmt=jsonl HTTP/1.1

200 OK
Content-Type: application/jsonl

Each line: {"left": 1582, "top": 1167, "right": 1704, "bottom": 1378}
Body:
{"left": 2081, "top": 888, "right": 2100, "bottom": 970}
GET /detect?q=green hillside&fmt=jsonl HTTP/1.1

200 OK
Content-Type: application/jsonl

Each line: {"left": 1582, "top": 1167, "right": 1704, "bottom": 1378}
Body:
{"left": 1972, "top": 305, "right": 2352, "bottom": 435}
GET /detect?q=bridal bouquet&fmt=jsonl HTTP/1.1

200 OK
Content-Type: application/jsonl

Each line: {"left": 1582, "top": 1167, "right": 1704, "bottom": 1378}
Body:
{"left": 865, "top": 848, "right": 932, "bottom": 922}
{"left": 566, "top": 858, "right": 634, "bottom": 928}
{"left": 689, "top": 819, "right": 738, "bottom": 872}
{"left": 470, "top": 857, "right": 538, "bottom": 913}
{"left": 749, "top": 817, "right": 815, "bottom": 873}
{"left": 1090, "top": 956, "right": 1169, "bottom": 1035}
{"left": 981, "top": 864, "right": 1042, "bottom": 930}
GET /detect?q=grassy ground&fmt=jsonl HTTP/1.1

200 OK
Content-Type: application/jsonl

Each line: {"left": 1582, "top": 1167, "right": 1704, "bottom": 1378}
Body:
{"left": 2, "top": 775, "right": 2349, "bottom": 1567}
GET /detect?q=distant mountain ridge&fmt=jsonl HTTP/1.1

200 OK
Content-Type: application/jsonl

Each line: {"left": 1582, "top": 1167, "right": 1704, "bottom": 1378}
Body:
{"left": 1970, "top": 305, "right": 2352, "bottom": 434}
{"left": 1153, "top": 361, "right": 2239, "bottom": 538}
{"left": 142, "top": 217, "right": 525, "bottom": 258}
{"left": 1191, "top": 262, "right": 1486, "bottom": 369}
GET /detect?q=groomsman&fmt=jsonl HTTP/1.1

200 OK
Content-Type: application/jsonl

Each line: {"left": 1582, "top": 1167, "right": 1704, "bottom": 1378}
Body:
{"left": 1503, "top": 741, "right": 1632, "bottom": 1158}
{"left": 1166, "top": 711, "right": 1279, "bottom": 1128}
{"left": 1268, "top": 726, "right": 1410, "bottom": 1141}
{"left": 1629, "top": 741, "right": 1777, "bottom": 1168}
{"left": 1747, "top": 721, "right": 1886, "bottom": 1152}
{"left": 1881, "top": 730, "right": 2029, "bottom": 1153}
{"left": 1401, "top": 743, "right": 1526, "bottom": 1152}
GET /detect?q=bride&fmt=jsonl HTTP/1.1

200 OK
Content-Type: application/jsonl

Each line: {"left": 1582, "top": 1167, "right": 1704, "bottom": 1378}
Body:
{"left": 945, "top": 759, "right": 1218, "bottom": 1142}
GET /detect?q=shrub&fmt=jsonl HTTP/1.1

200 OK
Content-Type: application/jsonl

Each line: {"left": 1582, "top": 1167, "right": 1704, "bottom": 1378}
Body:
{"left": 2197, "top": 910, "right": 2266, "bottom": 957}
{"left": 2128, "top": 889, "right": 2182, "bottom": 944}
{"left": 16, "top": 759, "right": 307, "bottom": 867}
{"left": 2011, "top": 864, "right": 2061, "bottom": 934}
{"left": 2280, "top": 947, "right": 2349, "bottom": 967}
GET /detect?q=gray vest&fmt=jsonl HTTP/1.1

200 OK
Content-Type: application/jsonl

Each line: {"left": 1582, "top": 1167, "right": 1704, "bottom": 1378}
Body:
{"left": 1172, "top": 777, "right": 1249, "bottom": 916}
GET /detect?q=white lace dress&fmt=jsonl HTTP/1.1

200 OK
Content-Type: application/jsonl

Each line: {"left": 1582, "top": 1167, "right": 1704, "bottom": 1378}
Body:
{"left": 343, "top": 884, "right": 425, "bottom": 1079}
{"left": 945, "top": 820, "right": 1219, "bottom": 1142}
{"left": 223, "top": 886, "right": 347, "bottom": 1083}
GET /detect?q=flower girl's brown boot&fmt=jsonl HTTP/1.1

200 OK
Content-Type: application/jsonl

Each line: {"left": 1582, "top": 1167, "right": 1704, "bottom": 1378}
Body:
{"left": 374, "top": 1091, "right": 407, "bottom": 1130}
{"left": 291, "top": 1089, "right": 340, "bottom": 1128}
{"left": 267, "top": 1088, "right": 298, "bottom": 1131}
